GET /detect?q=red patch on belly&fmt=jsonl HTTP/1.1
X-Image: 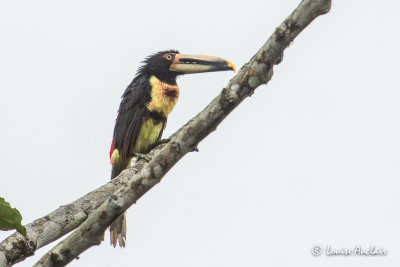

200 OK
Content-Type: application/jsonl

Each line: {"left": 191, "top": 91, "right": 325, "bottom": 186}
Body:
{"left": 164, "top": 89, "right": 178, "bottom": 98}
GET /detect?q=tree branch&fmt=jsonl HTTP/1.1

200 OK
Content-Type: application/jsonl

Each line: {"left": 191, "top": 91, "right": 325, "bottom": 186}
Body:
{"left": 33, "top": 0, "right": 331, "bottom": 266}
{"left": 0, "top": 147, "right": 160, "bottom": 267}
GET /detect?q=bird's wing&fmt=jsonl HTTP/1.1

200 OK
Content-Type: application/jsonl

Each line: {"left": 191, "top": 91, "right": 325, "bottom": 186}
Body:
{"left": 112, "top": 76, "right": 152, "bottom": 158}
{"left": 157, "top": 120, "right": 166, "bottom": 141}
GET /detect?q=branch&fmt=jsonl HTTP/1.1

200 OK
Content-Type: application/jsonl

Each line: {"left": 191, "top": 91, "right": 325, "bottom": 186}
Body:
{"left": 0, "top": 148, "right": 160, "bottom": 267}
{"left": 32, "top": 0, "right": 331, "bottom": 266}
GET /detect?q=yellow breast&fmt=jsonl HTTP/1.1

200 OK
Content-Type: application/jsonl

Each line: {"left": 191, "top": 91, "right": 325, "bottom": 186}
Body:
{"left": 133, "top": 118, "right": 164, "bottom": 153}
{"left": 147, "top": 75, "right": 180, "bottom": 117}
{"left": 111, "top": 117, "right": 165, "bottom": 169}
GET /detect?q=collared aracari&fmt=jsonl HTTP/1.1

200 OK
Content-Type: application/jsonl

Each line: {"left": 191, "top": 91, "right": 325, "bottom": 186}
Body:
{"left": 109, "top": 50, "right": 235, "bottom": 247}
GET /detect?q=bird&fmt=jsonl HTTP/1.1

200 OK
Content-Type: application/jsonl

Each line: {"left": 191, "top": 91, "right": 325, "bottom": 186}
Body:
{"left": 109, "top": 50, "right": 235, "bottom": 247}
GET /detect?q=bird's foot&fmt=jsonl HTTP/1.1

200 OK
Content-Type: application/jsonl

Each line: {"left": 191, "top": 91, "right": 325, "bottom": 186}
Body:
{"left": 154, "top": 138, "right": 171, "bottom": 146}
{"left": 132, "top": 152, "right": 152, "bottom": 162}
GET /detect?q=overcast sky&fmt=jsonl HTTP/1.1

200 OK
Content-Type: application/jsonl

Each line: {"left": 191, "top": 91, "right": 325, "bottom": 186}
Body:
{"left": 1, "top": 0, "right": 400, "bottom": 266}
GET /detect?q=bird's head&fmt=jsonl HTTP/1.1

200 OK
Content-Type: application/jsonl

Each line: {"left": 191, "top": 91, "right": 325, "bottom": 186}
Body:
{"left": 137, "top": 50, "right": 236, "bottom": 84}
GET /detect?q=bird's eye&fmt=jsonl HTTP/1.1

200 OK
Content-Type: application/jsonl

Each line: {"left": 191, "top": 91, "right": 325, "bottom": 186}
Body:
{"left": 166, "top": 54, "right": 173, "bottom": 60}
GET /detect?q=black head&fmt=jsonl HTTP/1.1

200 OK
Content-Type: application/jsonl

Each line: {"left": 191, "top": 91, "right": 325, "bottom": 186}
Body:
{"left": 137, "top": 50, "right": 180, "bottom": 84}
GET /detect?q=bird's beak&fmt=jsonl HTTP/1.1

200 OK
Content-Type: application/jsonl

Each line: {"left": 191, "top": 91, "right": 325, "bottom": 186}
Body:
{"left": 170, "top": 54, "right": 236, "bottom": 74}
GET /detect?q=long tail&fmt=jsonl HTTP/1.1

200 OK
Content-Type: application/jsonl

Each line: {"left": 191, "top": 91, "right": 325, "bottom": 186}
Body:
{"left": 110, "top": 213, "right": 126, "bottom": 247}
{"left": 109, "top": 144, "right": 129, "bottom": 247}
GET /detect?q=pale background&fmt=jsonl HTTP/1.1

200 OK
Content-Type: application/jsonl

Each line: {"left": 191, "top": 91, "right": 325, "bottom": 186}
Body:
{"left": 1, "top": 1, "right": 399, "bottom": 266}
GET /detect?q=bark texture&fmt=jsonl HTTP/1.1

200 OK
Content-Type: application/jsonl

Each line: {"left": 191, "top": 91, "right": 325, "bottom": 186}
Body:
{"left": 0, "top": 152, "right": 156, "bottom": 267}
{"left": 0, "top": 0, "right": 331, "bottom": 266}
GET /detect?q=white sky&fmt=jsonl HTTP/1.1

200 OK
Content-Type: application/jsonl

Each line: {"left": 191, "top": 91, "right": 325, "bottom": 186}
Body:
{"left": 1, "top": 0, "right": 400, "bottom": 266}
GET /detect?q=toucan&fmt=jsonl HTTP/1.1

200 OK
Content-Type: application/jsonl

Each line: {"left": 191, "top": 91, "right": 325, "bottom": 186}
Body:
{"left": 109, "top": 50, "right": 235, "bottom": 247}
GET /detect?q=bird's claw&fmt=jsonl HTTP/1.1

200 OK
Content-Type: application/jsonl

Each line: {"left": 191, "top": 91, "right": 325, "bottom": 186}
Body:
{"left": 154, "top": 138, "right": 171, "bottom": 146}
{"left": 133, "top": 153, "right": 152, "bottom": 162}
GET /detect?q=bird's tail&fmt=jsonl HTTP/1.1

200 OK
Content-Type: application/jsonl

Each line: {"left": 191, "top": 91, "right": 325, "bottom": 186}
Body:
{"left": 110, "top": 212, "right": 127, "bottom": 247}
{"left": 109, "top": 146, "right": 130, "bottom": 247}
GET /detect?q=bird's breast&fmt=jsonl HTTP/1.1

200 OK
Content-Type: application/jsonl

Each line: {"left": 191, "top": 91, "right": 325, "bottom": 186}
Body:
{"left": 147, "top": 75, "right": 180, "bottom": 117}
{"left": 134, "top": 117, "right": 164, "bottom": 153}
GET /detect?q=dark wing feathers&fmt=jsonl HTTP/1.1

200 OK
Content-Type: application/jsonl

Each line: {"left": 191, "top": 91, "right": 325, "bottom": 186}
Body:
{"left": 113, "top": 76, "right": 152, "bottom": 158}
{"left": 157, "top": 121, "right": 166, "bottom": 140}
